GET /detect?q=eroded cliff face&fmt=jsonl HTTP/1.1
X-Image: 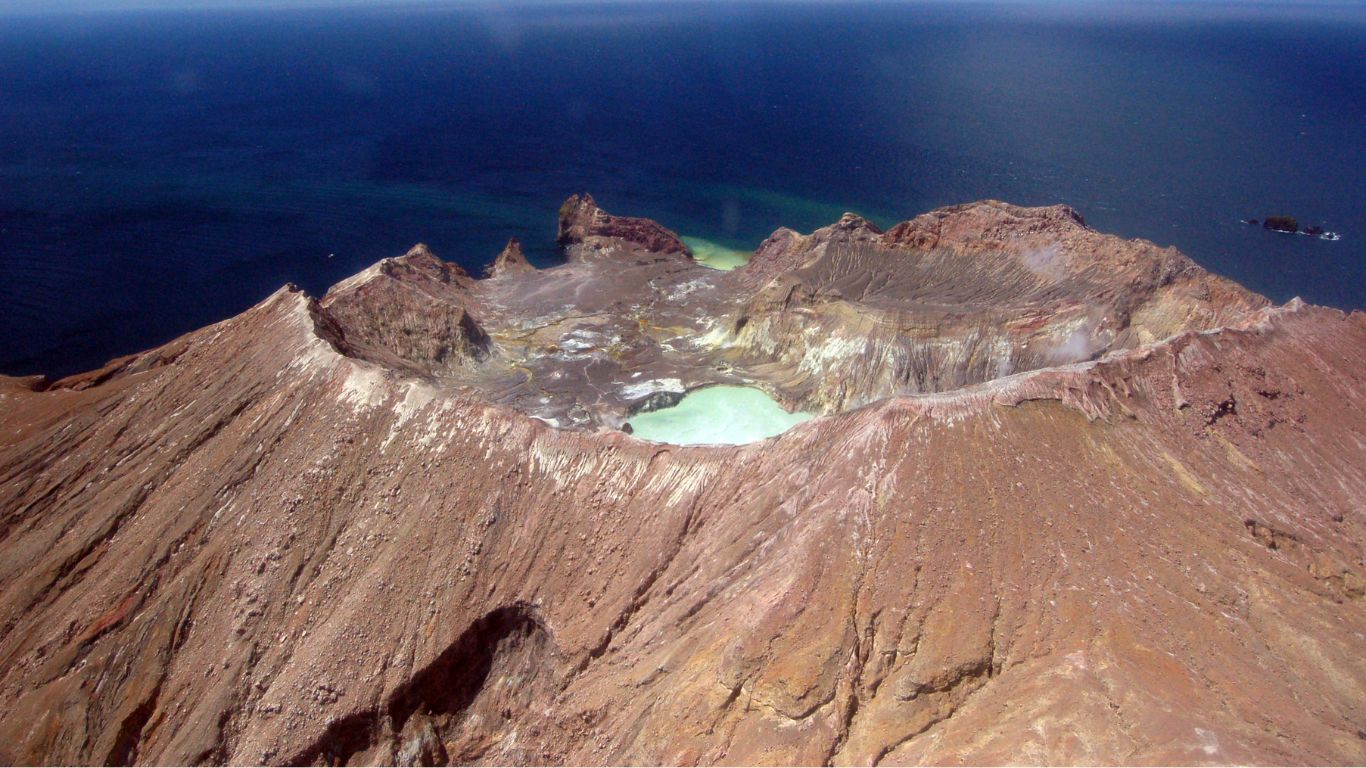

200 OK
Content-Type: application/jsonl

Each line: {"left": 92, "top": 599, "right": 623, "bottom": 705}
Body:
{"left": 725, "top": 202, "right": 1267, "bottom": 413}
{"left": 0, "top": 197, "right": 1362, "bottom": 766}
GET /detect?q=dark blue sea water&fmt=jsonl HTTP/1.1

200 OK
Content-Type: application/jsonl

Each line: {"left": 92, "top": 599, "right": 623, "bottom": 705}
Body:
{"left": 2, "top": 1, "right": 1364, "bottom": 377}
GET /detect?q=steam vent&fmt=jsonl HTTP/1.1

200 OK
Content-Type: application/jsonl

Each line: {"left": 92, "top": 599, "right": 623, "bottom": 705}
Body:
{"left": 1, "top": 195, "right": 1363, "bottom": 765}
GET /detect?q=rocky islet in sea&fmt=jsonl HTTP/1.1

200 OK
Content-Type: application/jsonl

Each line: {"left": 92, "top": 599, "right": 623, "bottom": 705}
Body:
{"left": 1244, "top": 215, "right": 1342, "bottom": 240}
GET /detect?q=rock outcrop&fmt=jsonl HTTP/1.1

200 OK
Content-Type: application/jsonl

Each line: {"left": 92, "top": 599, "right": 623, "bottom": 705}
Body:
{"left": 0, "top": 196, "right": 1363, "bottom": 766}
{"left": 485, "top": 238, "right": 534, "bottom": 279}
{"left": 557, "top": 193, "right": 692, "bottom": 262}
{"left": 319, "top": 245, "right": 489, "bottom": 375}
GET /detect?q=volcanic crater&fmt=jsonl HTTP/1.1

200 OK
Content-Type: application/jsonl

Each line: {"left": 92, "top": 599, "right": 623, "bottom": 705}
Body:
{"left": 309, "top": 194, "right": 1265, "bottom": 440}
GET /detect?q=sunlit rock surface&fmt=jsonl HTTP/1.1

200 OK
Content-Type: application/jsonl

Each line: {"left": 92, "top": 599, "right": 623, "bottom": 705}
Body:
{"left": 0, "top": 195, "right": 1363, "bottom": 765}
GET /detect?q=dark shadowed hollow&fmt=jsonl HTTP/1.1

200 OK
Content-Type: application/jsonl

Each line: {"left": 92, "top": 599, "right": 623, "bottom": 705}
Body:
{"left": 287, "top": 603, "right": 559, "bottom": 766}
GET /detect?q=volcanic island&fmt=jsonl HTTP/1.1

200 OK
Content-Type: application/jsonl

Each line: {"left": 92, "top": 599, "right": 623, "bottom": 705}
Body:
{"left": 0, "top": 196, "right": 1363, "bottom": 765}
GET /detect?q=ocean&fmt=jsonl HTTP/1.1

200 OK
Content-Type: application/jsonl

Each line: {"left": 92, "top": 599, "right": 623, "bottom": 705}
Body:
{"left": 2, "top": 0, "right": 1363, "bottom": 377}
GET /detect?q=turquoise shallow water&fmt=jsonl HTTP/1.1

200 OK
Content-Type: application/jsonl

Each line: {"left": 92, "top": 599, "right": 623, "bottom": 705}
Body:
{"left": 682, "top": 236, "right": 751, "bottom": 271}
{"left": 627, "top": 386, "right": 814, "bottom": 446}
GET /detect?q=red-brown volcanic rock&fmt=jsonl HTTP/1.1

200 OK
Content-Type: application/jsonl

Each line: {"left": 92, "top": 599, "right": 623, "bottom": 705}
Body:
{"left": 485, "top": 238, "right": 535, "bottom": 279}
{"left": 0, "top": 197, "right": 1362, "bottom": 766}
{"left": 557, "top": 193, "right": 692, "bottom": 262}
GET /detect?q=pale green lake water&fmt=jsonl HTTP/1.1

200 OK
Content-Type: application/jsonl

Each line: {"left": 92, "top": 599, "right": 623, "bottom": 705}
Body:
{"left": 682, "top": 236, "right": 751, "bottom": 271}
{"left": 627, "top": 386, "right": 814, "bottom": 445}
